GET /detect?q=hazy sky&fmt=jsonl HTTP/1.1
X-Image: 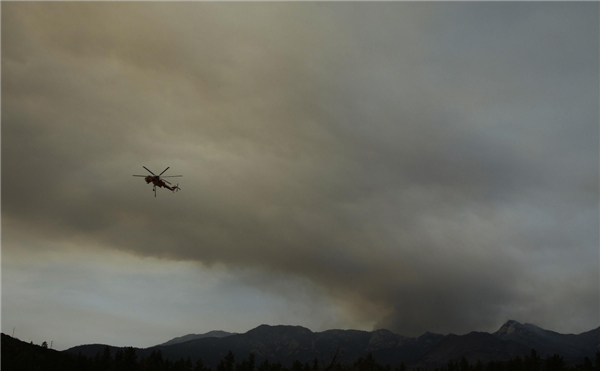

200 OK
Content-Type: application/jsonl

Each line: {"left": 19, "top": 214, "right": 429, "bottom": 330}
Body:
{"left": 2, "top": 2, "right": 598, "bottom": 351}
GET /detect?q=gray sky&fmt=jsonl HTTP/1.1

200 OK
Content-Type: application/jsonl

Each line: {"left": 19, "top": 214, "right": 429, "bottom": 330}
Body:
{"left": 2, "top": 2, "right": 598, "bottom": 350}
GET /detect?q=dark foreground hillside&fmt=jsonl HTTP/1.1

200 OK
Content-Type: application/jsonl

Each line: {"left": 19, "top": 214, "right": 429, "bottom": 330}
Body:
{"left": 1, "top": 333, "right": 87, "bottom": 371}
{"left": 3, "top": 332, "right": 600, "bottom": 371}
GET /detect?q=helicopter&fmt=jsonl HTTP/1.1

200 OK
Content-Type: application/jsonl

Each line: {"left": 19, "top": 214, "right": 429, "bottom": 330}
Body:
{"left": 133, "top": 166, "right": 182, "bottom": 197}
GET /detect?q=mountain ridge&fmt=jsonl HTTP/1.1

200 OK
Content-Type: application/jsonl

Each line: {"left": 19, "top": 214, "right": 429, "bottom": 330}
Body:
{"left": 161, "top": 330, "right": 236, "bottom": 346}
{"left": 64, "top": 321, "right": 600, "bottom": 368}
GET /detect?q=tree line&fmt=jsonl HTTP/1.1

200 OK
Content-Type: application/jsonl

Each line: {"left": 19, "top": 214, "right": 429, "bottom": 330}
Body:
{"left": 3, "top": 337, "right": 600, "bottom": 371}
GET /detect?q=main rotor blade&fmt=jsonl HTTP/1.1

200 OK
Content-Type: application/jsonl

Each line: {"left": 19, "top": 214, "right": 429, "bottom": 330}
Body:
{"left": 143, "top": 166, "right": 156, "bottom": 176}
{"left": 163, "top": 179, "right": 172, "bottom": 185}
{"left": 161, "top": 175, "right": 182, "bottom": 177}
{"left": 159, "top": 167, "right": 170, "bottom": 176}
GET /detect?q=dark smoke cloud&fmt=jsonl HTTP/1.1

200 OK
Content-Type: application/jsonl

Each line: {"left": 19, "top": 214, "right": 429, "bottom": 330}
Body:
{"left": 2, "top": 2, "right": 598, "bottom": 336}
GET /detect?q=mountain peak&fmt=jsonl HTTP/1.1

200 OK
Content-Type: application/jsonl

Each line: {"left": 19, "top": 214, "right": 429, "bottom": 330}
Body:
{"left": 495, "top": 320, "right": 523, "bottom": 336}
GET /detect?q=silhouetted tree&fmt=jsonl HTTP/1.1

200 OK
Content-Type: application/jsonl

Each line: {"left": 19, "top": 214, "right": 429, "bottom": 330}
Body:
{"left": 115, "top": 349, "right": 125, "bottom": 371}
{"left": 484, "top": 360, "right": 500, "bottom": 371}
{"left": 524, "top": 350, "right": 541, "bottom": 371}
{"left": 195, "top": 358, "right": 211, "bottom": 371}
{"left": 258, "top": 359, "right": 271, "bottom": 371}
{"left": 97, "top": 346, "right": 112, "bottom": 370}
{"left": 583, "top": 356, "right": 594, "bottom": 370}
{"left": 237, "top": 353, "right": 256, "bottom": 371}
{"left": 123, "top": 347, "right": 137, "bottom": 371}
{"left": 139, "top": 356, "right": 149, "bottom": 371}
{"left": 354, "top": 353, "right": 378, "bottom": 371}
{"left": 459, "top": 356, "right": 469, "bottom": 371}
{"left": 173, "top": 357, "right": 193, "bottom": 371}
{"left": 270, "top": 361, "right": 283, "bottom": 371}
{"left": 148, "top": 350, "right": 165, "bottom": 371}
{"left": 187, "top": 357, "right": 194, "bottom": 371}
{"left": 217, "top": 351, "right": 236, "bottom": 371}
{"left": 545, "top": 354, "right": 565, "bottom": 371}
{"left": 324, "top": 346, "right": 341, "bottom": 371}
{"left": 76, "top": 352, "right": 91, "bottom": 371}
{"left": 506, "top": 356, "right": 522, "bottom": 371}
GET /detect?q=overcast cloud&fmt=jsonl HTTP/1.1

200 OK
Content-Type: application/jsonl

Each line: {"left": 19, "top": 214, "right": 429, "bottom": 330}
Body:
{"left": 2, "top": 2, "right": 598, "bottom": 347}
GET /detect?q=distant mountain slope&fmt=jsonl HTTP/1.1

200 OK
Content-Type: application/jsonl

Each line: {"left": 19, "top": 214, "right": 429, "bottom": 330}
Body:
{"left": 575, "top": 327, "right": 600, "bottom": 354}
{"left": 161, "top": 330, "right": 236, "bottom": 346}
{"left": 416, "top": 332, "right": 531, "bottom": 369}
{"left": 493, "top": 320, "right": 600, "bottom": 361}
{"left": 66, "top": 325, "right": 442, "bottom": 367}
{"left": 144, "top": 325, "right": 444, "bottom": 367}
{"left": 363, "top": 330, "right": 444, "bottom": 365}
{"left": 65, "top": 321, "right": 599, "bottom": 368}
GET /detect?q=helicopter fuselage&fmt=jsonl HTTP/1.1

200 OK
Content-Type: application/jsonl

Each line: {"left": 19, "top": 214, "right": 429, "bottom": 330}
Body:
{"left": 145, "top": 176, "right": 168, "bottom": 188}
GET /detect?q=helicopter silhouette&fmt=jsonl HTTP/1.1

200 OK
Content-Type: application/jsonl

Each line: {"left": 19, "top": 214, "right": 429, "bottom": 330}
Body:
{"left": 133, "top": 166, "right": 182, "bottom": 197}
